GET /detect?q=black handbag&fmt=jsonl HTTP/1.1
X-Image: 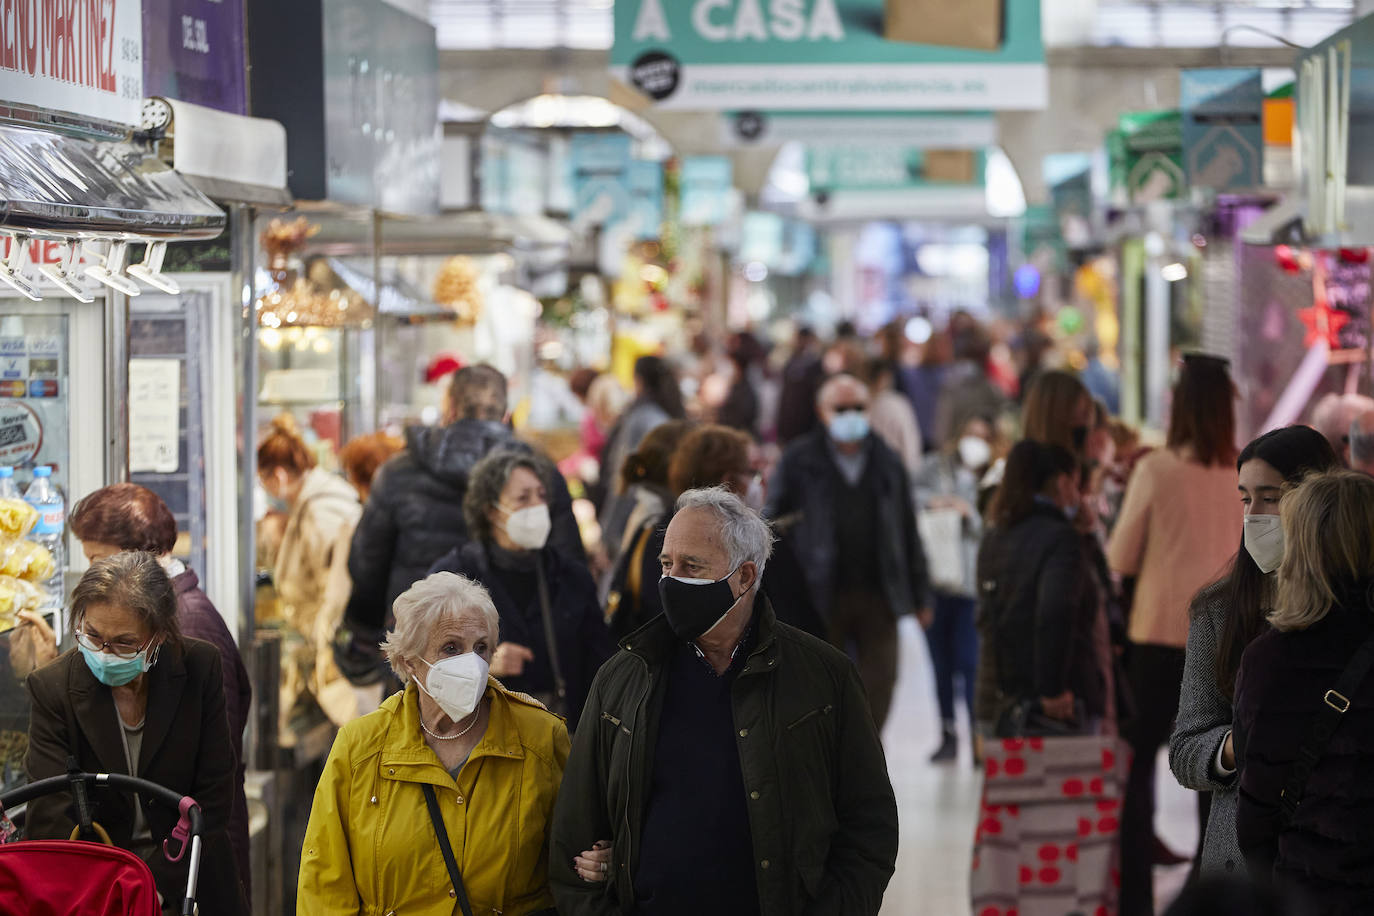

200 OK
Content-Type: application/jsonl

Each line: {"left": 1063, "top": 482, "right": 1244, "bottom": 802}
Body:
{"left": 995, "top": 696, "right": 1090, "bottom": 739}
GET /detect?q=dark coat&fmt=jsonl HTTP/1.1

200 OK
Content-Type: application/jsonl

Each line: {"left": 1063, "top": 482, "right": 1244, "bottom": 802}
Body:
{"left": 172, "top": 569, "right": 251, "bottom": 899}
{"left": 775, "top": 350, "right": 824, "bottom": 445}
{"left": 428, "top": 541, "right": 612, "bottom": 726}
{"left": 973, "top": 504, "right": 1106, "bottom": 723}
{"left": 764, "top": 428, "right": 930, "bottom": 618}
{"left": 344, "top": 419, "right": 585, "bottom": 631}
{"left": 25, "top": 639, "right": 248, "bottom": 915}
{"left": 549, "top": 603, "right": 898, "bottom": 916}
{"left": 1235, "top": 597, "right": 1374, "bottom": 913}
{"left": 606, "top": 516, "right": 827, "bottom": 642}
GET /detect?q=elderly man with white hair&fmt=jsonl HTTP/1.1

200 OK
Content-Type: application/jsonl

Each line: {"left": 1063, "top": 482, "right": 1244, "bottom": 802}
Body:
{"left": 550, "top": 486, "right": 899, "bottom": 916}
{"left": 764, "top": 372, "right": 931, "bottom": 730}
{"left": 299, "top": 572, "right": 570, "bottom": 915}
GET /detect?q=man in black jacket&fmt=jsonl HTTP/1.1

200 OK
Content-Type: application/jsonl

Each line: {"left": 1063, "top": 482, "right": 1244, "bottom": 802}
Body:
{"left": 765, "top": 373, "right": 930, "bottom": 729}
{"left": 341, "top": 365, "right": 584, "bottom": 638}
{"left": 550, "top": 486, "right": 898, "bottom": 916}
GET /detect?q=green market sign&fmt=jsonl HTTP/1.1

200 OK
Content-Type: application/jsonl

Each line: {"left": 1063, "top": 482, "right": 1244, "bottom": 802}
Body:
{"left": 1110, "top": 110, "right": 1186, "bottom": 205}
{"left": 612, "top": 0, "right": 1047, "bottom": 111}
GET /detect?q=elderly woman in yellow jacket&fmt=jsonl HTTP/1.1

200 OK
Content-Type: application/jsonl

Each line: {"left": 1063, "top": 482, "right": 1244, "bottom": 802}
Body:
{"left": 298, "top": 572, "right": 570, "bottom": 915}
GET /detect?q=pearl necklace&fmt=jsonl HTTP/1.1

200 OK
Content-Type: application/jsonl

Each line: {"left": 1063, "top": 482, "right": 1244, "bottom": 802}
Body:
{"left": 420, "top": 708, "right": 481, "bottom": 742}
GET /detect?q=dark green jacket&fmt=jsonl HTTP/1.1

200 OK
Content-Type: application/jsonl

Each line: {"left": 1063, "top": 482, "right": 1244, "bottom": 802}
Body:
{"left": 549, "top": 602, "right": 899, "bottom": 916}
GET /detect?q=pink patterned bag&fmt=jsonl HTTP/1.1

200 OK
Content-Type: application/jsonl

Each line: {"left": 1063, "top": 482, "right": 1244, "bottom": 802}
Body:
{"left": 971, "top": 735, "right": 1132, "bottom": 916}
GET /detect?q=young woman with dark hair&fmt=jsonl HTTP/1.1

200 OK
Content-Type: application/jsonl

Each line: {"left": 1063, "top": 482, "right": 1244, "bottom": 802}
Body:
{"left": 1108, "top": 354, "right": 1246, "bottom": 916}
{"left": 975, "top": 440, "right": 1104, "bottom": 733}
{"left": 1169, "top": 425, "right": 1339, "bottom": 879}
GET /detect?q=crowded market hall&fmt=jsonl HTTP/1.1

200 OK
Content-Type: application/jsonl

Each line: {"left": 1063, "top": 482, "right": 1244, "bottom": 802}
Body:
{"left": 8, "top": 1, "right": 1374, "bottom": 914}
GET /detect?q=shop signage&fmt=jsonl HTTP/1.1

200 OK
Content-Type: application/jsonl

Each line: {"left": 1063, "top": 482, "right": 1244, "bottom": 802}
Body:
{"left": 806, "top": 145, "right": 985, "bottom": 192}
{"left": 681, "top": 156, "right": 735, "bottom": 227}
{"left": 0, "top": 0, "right": 144, "bottom": 126}
{"left": 612, "top": 0, "right": 1046, "bottom": 111}
{"left": 142, "top": 0, "right": 247, "bottom": 115}
{"left": 1112, "top": 110, "right": 1185, "bottom": 205}
{"left": 570, "top": 133, "right": 633, "bottom": 230}
{"left": 247, "top": 0, "right": 440, "bottom": 215}
{"left": 627, "top": 161, "right": 664, "bottom": 241}
{"left": 1181, "top": 69, "right": 1263, "bottom": 192}
{"left": 720, "top": 110, "right": 998, "bottom": 149}
{"left": 0, "top": 239, "right": 98, "bottom": 300}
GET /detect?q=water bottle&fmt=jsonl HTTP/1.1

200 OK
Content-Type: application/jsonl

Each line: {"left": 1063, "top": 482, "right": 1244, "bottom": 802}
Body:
{"left": 0, "top": 467, "right": 19, "bottom": 500}
{"left": 24, "top": 467, "right": 64, "bottom": 609}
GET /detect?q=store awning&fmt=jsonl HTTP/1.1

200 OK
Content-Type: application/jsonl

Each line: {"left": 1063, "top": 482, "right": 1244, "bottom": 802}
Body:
{"left": 160, "top": 99, "right": 293, "bottom": 208}
{"left": 0, "top": 123, "right": 226, "bottom": 240}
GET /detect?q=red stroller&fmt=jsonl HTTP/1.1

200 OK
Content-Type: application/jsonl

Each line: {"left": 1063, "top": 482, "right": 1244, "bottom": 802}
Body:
{"left": 0, "top": 762, "right": 207, "bottom": 916}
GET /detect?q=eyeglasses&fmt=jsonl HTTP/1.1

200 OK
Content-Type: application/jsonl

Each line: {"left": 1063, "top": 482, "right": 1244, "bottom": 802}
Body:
{"left": 832, "top": 404, "right": 868, "bottom": 414}
{"left": 75, "top": 627, "right": 153, "bottom": 660}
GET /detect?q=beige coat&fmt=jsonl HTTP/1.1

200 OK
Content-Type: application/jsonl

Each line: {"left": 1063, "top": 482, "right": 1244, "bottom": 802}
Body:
{"left": 275, "top": 467, "right": 362, "bottom": 732}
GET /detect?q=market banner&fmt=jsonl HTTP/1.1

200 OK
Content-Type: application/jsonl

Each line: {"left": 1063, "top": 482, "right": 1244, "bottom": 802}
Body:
{"left": 143, "top": 0, "right": 247, "bottom": 115}
{"left": 612, "top": 0, "right": 1046, "bottom": 111}
{"left": 720, "top": 110, "right": 997, "bottom": 149}
{"left": 0, "top": 0, "right": 144, "bottom": 126}
{"left": 570, "top": 133, "right": 633, "bottom": 230}
{"left": 1181, "top": 69, "right": 1263, "bottom": 192}
{"left": 681, "top": 156, "right": 735, "bottom": 227}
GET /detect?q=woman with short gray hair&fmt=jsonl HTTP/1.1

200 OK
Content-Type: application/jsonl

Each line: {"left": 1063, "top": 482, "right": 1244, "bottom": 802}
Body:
{"left": 429, "top": 449, "right": 611, "bottom": 727}
{"left": 299, "top": 572, "right": 570, "bottom": 914}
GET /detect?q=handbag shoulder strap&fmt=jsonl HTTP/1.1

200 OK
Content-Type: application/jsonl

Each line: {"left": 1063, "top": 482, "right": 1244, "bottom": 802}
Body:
{"left": 533, "top": 555, "right": 568, "bottom": 719}
{"left": 421, "top": 782, "right": 475, "bottom": 916}
{"left": 1280, "top": 630, "right": 1374, "bottom": 825}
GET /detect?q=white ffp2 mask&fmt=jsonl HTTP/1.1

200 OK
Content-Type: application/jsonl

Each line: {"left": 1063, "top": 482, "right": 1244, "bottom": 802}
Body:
{"left": 1244, "top": 514, "right": 1284, "bottom": 575}
{"left": 502, "top": 503, "right": 552, "bottom": 550}
{"left": 415, "top": 652, "right": 490, "bottom": 722}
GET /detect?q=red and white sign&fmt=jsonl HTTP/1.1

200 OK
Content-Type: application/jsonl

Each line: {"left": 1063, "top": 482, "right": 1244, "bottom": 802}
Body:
{"left": 0, "top": 0, "right": 143, "bottom": 126}
{"left": 0, "top": 238, "right": 97, "bottom": 299}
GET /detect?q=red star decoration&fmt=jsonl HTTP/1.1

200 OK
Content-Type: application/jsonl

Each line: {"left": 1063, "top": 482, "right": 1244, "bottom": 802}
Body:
{"left": 1298, "top": 300, "right": 1350, "bottom": 348}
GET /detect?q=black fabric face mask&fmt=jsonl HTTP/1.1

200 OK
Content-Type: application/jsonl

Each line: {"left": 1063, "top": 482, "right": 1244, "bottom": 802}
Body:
{"left": 658, "top": 567, "right": 747, "bottom": 642}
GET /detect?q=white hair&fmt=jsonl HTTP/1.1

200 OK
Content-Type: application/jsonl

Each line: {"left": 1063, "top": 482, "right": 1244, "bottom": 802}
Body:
{"left": 674, "top": 486, "right": 774, "bottom": 576}
{"left": 381, "top": 572, "right": 500, "bottom": 683}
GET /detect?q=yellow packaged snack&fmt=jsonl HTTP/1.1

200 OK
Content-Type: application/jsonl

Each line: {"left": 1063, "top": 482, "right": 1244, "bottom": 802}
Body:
{"left": 0, "top": 539, "right": 54, "bottom": 582}
{"left": 0, "top": 574, "right": 42, "bottom": 611}
{"left": 0, "top": 499, "right": 37, "bottom": 538}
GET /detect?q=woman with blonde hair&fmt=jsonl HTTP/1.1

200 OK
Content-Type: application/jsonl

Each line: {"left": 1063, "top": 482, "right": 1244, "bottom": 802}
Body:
{"left": 258, "top": 415, "right": 363, "bottom": 730}
{"left": 1234, "top": 470, "right": 1374, "bottom": 913}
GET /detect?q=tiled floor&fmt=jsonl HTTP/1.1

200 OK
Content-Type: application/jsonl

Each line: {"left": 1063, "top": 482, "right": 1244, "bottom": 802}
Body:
{"left": 878, "top": 618, "right": 1199, "bottom": 916}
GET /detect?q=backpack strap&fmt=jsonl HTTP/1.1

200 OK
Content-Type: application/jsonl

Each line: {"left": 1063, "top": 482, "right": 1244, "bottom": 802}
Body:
{"left": 1279, "top": 630, "right": 1374, "bottom": 825}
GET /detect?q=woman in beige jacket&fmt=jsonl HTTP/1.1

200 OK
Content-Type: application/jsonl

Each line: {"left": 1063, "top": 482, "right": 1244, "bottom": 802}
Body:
{"left": 259, "top": 415, "right": 362, "bottom": 734}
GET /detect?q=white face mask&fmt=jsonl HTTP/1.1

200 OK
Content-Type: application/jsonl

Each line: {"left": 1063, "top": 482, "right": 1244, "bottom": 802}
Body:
{"left": 958, "top": 435, "right": 992, "bottom": 469}
{"left": 1244, "top": 514, "right": 1285, "bottom": 575}
{"left": 502, "top": 503, "right": 552, "bottom": 550}
{"left": 415, "top": 652, "right": 490, "bottom": 722}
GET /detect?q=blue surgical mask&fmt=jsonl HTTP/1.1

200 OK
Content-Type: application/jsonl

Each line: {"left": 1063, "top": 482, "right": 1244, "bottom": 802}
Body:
{"left": 828, "top": 412, "right": 870, "bottom": 444}
{"left": 79, "top": 643, "right": 157, "bottom": 687}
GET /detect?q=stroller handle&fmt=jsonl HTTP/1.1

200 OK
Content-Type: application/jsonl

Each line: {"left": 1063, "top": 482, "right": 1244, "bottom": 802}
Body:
{"left": 2, "top": 771, "right": 206, "bottom": 916}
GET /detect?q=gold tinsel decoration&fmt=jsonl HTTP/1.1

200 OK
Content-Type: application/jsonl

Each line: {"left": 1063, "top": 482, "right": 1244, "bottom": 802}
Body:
{"left": 256, "top": 217, "right": 373, "bottom": 329}
{"left": 432, "top": 256, "right": 484, "bottom": 326}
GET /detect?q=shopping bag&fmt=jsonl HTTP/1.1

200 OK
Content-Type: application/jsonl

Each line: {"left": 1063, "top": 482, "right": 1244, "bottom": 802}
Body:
{"left": 917, "top": 507, "right": 965, "bottom": 592}
{"left": 884, "top": 0, "right": 1005, "bottom": 51}
{"left": 971, "top": 735, "right": 1131, "bottom": 916}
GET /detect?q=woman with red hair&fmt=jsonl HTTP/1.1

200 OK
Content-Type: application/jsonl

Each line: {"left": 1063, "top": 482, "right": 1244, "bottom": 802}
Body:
{"left": 70, "top": 482, "right": 252, "bottom": 899}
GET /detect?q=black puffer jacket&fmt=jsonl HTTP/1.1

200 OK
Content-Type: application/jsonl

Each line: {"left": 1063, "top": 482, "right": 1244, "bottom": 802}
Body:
{"left": 1235, "top": 594, "right": 1374, "bottom": 914}
{"left": 974, "top": 503, "right": 1105, "bottom": 724}
{"left": 343, "top": 420, "right": 584, "bottom": 631}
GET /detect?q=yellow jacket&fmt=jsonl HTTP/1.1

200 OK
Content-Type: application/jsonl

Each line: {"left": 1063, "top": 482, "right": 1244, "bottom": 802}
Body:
{"left": 298, "top": 678, "right": 571, "bottom": 915}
